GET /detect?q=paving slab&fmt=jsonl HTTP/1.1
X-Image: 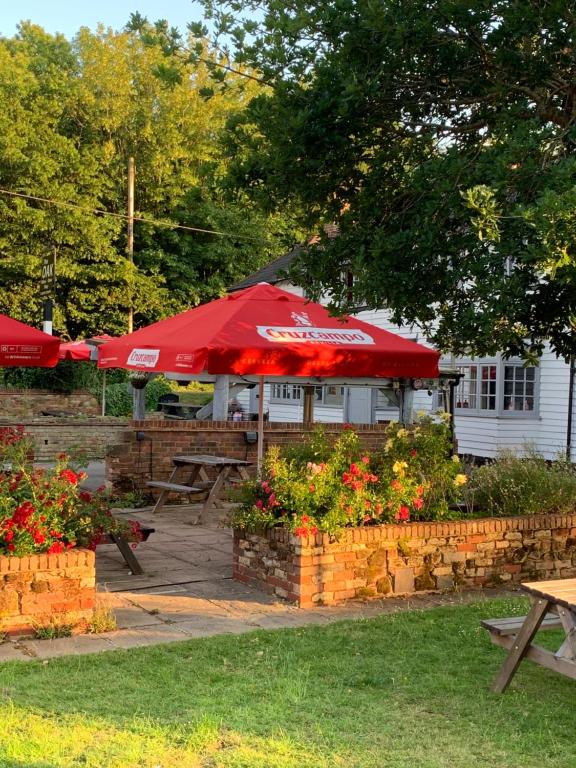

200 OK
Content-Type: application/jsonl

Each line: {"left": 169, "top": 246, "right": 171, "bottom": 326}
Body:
{"left": 0, "top": 643, "right": 32, "bottom": 663}
{"left": 21, "top": 635, "right": 115, "bottom": 660}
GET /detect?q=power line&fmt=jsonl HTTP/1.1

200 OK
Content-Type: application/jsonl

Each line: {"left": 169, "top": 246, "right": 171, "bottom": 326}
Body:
{"left": 0, "top": 187, "right": 264, "bottom": 241}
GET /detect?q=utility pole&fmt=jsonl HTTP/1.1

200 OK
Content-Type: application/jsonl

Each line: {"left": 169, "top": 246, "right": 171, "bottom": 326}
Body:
{"left": 127, "top": 156, "right": 135, "bottom": 333}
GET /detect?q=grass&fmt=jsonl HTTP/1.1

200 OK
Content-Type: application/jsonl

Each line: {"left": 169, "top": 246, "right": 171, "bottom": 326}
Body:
{"left": 0, "top": 597, "right": 574, "bottom": 767}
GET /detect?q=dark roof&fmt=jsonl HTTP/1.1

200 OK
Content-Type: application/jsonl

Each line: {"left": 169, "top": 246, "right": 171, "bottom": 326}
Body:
{"left": 229, "top": 246, "right": 303, "bottom": 292}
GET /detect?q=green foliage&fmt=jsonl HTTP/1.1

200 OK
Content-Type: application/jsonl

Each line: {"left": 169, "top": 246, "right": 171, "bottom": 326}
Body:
{"left": 0, "top": 428, "right": 141, "bottom": 556}
{"left": 0, "top": 21, "right": 300, "bottom": 338}
{"left": 233, "top": 418, "right": 466, "bottom": 536}
{"left": 465, "top": 449, "right": 576, "bottom": 518}
{"left": 104, "top": 382, "right": 132, "bottom": 417}
{"left": 33, "top": 617, "right": 75, "bottom": 640}
{"left": 199, "top": 0, "right": 576, "bottom": 361}
{"left": 0, "top": 360, "right": 99, "bottom": 394}
{"left": 144, "top": 376, "right": 173, "bottom": 411}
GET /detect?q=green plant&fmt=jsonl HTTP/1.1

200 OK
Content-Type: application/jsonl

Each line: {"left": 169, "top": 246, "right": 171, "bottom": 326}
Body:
{"left": 376, "top": 413, "right": 466, "bottom": 519}
{"left": 465, "top": 448, "right": 576, "bottom": 518}
{"left": 88, "top": 602, "right": 118, "bottom": 634}
{"left": 104, "top": 382, "right": 132, "bottom": 416}
{"left": 233, "top": 420, "right": 465, "bottom": 537}
{"left": 0, "top": 427, "right": 142, "bottom": 556}
{"left": 144, "top": 376, "right": 173, "bottom": 411}
{"left": 33, "top": 616, "right": 75, "bottom": 639}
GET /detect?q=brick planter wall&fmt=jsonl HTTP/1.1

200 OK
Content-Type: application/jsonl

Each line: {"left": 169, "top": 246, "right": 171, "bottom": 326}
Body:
{"left": 234, "top": 513, "right": 576, "bottom": 607}
{"left": 106, "top": 420, "right": 390, "bottom": 494}
{"left": 0, "top": 549, "right": 96, "bottom": 634}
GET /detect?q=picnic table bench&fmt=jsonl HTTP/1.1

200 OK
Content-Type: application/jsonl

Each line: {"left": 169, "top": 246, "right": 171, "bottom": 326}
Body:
{"left": 482, "top": 578, "right": 576, "bottom": 692}
{"left": 147, "top": 454, "right": 251, "bottom": 518}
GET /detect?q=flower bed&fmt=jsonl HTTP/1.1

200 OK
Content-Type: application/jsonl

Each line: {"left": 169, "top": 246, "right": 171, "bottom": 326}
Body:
{"left": 232, "top": 419, "right": 576, "bottom": 606}
{"left": 234, "top": 513, "right": 576, "bottom": 607}
{"left": 0, "top": 426, "right": 141, "bottom": 633}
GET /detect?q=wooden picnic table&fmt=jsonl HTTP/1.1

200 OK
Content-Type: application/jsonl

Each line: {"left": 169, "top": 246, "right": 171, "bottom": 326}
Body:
{"left": 147, "top": 454, "right": 252, "bottom": 518}
{"left": 482, "top": 578, "right": 576, "bottom": 692}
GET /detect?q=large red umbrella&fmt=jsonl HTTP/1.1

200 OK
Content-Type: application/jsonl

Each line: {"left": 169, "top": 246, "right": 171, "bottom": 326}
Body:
{"left": 0, "top": 314, "right": 59, "bottom": 367}
{"left": 98, "top": 284, "right": 439, "bottom": 469}
{"left": 98, "top": 283, "right": 439, "bottom": 378}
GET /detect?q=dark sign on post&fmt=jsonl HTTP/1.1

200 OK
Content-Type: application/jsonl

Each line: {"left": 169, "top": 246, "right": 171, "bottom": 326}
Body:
{"left": 39, "top": 252, "right": 56, "bottom": 299}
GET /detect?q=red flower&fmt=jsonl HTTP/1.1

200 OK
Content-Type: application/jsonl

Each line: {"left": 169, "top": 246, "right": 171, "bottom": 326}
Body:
{"left": 413, "top": 498, "right": 424, "bottom": 510}
{"left": 59, "top": 468, "right": 78, "bottom": 485}
{"left": 410, "top": 449, "right": 417, "bottom": 457}
{"left": 391, "top": 479, "right": 403, "bottom": 491}
{"left": 395, "top": 505, "right": 410, "bottom": 522}
{"left": 361, "top": 456, "right": 370, "bottom": 464}
{"left": 308, "top": 484, "right": 316, "bottom": 493}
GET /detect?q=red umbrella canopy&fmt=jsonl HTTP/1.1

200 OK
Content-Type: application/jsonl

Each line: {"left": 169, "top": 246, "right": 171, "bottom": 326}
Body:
{"left": 59, "top": 335, "right": 115, "bottom": 362}
{"left": 98, "top": 283, "right": 440, "bottom": 379}
{"left": 0, "top": 314, "right": 59, "bottom": 367}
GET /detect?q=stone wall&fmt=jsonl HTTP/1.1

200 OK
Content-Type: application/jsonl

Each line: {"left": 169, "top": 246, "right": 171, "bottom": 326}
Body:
{"left": 0, "top": 388, "right": 100, "bottom": 418}
{"left": 233, "top": 513, "right": 576, "bottom": 607}
{"left": 0, "top": 549, "right": 96, "bottom": 634}
{"left": 106, "top": 420, "right": 390, "bottom": 494}
{"left": 0, "top": 417, "right": 130, "bottom": 460}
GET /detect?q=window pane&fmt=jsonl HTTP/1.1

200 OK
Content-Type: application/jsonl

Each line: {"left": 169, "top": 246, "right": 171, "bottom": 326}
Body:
{"left": 324, "top": 385, "right": 344, "bottom": 406}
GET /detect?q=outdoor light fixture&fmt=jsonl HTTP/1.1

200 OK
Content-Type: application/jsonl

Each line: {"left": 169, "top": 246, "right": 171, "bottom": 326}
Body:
{"left": 411, "top": 378, "right": 424, "bottom": 390}
{"left": 244, "top": 431, "right": 258, "bottom": 445}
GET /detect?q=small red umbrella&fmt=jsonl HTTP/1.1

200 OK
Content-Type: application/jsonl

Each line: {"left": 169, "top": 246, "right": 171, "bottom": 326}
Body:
{"left": 0, "top": 314, "right": 59, "bottom": 367}
{"left": 58, "top": 335, "right": 115, "bottom": 415}
{"left": 58, "top": 335, "right": 115, "bottom": 362}
{"left": 98, "top": 283, "right": 439, "bottom": 378}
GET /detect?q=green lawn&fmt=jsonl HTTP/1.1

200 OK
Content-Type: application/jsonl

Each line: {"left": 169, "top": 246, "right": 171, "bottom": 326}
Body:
{"left": 0, "top": 597, "right": 574, "bottom": 768}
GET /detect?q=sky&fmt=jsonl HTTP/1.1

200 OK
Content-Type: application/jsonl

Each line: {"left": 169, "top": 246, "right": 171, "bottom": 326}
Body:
{"left": 0, "top": 0, "right": 206, "bottom": 39}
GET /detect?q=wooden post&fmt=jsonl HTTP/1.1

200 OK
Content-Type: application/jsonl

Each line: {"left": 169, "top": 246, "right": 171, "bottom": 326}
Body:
{"left": 257, "top": 376, "right": 265, "bottom": 475}
{"left": 303, "top": 386, "right": 315, "bottom": 424}
{"left": 127, "top": 156, "right": 135, "bottom": 334}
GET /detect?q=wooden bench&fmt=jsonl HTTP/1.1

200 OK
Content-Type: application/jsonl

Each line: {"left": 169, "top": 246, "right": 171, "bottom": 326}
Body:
{"left": 98, "top": 525, "right": 155, "bottom": 576}
{"left": 482, "top": 578, "right": 576, "bottom": 692}
{"left": 481, "top": 614, "right": 563, "bottom": 641}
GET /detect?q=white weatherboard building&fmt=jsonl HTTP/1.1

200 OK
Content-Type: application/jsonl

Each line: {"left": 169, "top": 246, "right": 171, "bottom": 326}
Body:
{"left": 231, "top": 252, "right": 575, "bottom": 461}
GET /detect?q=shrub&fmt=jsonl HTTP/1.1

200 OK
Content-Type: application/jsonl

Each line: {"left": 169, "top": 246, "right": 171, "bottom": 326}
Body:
{"left": 104, "top": 382, "right": 132, "bottom": 416}
{"left": 233, "top": 417, "right": 467, "bottom": 537}
{"left": 0, "top": 426, "right": 141, "bottom": 556}
{"left": 465, "top": 448, "right": 576, "bottom": 517}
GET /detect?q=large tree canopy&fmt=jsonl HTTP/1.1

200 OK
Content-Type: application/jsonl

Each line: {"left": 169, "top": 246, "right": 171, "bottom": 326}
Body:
{"left": 0, "top": 19, "right": 299, "bottom": 338}
{"left": 200, "top": 0, "right": 576, "bottom": 361}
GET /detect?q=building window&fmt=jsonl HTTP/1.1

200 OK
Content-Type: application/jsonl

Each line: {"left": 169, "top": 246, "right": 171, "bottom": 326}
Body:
{"left": 503, "top": 365, "right": 536, "bottom": 412}
{"left": 270, "top": 384, "right": 344, "bottom": 407}
{"left": 270, "top": 384, "right": 302, "bottom": 401}
{"left": 455, "top": 360, "right": 538, "bottom": 417}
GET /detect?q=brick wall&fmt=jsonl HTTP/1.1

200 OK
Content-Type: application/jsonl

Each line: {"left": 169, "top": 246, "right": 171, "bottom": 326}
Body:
{"left": 0, "top": 417, "right": 130, "bottom": 460}
{"left": 0, "top": 549, "right": 95, "bottom": 634}
{"left": 234, "top": 514, "right": 576, "bottom": 607}
{"left": 0, "top": 389, "right": 100, "bottom": 418}
{"left": 106, "top": 420, "right": 390, "bottom": 494}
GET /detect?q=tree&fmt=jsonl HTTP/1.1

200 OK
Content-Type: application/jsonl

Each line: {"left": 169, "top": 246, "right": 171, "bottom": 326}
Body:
{"left": 0, "top": 20, "right": 299, "bottom": 338}
{"left": 199, "top": 0, "right": 576, "bottom": 361}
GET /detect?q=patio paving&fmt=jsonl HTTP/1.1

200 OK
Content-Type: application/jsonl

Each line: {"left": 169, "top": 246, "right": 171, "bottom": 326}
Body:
{"left": 0, "top": 502, "right": 513, "bottom": 662}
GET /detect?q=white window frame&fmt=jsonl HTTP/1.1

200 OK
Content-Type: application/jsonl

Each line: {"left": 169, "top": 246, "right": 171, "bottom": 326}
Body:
{"left": 270, "top": 384, "right": 345, "bottom": 408}
{"left": 455, "top": 357, "right": 539, "bottom": 418}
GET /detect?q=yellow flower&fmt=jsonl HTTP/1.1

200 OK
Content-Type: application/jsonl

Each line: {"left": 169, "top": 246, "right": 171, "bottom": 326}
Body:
{"left": 393, "top": 460, "right": 408, "bottom": 477}
{"left": 384, "top": 439, "right": 394, "bottom": 453}
{"left": 396, "top": 428, "right": 408, "bottom": 439}
{"left": 452, "top": 454, "right": 460, "bottom": 464}
{"left": 453, "top": 474, "right": 467, "bottom": 486}
{"left": 439, "top": 411, "right": 452, "bottom": 423}
{"left": 417, "top": 410, "right": 426, "bottom": 418}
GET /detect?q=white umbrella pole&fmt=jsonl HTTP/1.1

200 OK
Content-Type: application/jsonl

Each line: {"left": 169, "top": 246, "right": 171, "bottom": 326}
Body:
{"left": 257, "top": 376, "right": 264, "bottom": 476}
{"left": 101, "top": 369, "right": 106, "bottom": 416}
